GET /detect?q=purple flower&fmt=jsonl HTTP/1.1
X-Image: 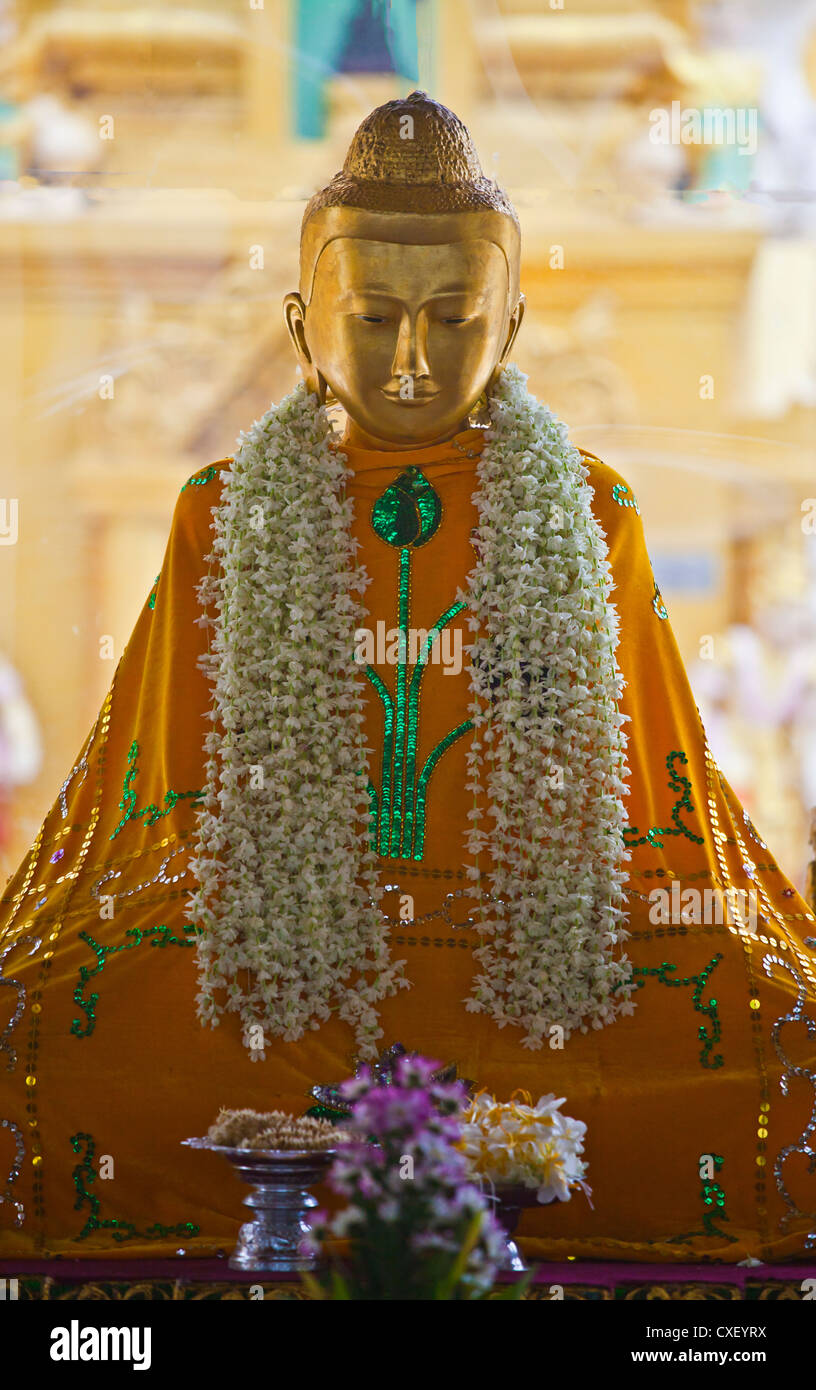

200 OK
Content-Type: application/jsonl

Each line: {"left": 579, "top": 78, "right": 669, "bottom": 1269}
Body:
{"left": 392, "top": 1055, "right": 442, "bottom": 1088}
{"left": 338, "top": 1066, "right": 374, "bottom": 1103}
{"left": 352, "top": 1086, "right": 434, "bottom": 1139}
{"left": 354, "top": 1169, "right": 380, "bottom": 1201}
{"left": 312, "top": 1054, "right": 503, "bottom": 1297}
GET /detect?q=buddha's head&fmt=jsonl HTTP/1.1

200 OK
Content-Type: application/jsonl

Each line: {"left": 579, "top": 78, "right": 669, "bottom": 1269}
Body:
{"left": 284, "top": 91, "right": 524, "bottom": 449}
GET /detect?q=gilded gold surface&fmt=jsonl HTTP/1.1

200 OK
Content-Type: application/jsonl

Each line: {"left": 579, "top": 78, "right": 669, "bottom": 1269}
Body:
{"left": 285, "top": 235, "right": 523, "bottom": 450}
{"left": 302, "top": 90, "right": 519, "bottom": 219}
{"left": 285, "top": 90, "right": 524, "bottom": 450}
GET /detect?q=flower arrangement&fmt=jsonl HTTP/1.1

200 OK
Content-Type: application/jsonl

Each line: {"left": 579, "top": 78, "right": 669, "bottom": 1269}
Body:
{"left": 188, "top": 364, "right": 636, "bottom": 1058}
{"left": 456, "top": 1090, "right": 591, "bottom": 1205}
{"left": 304, "top": 1053, "right": 509, "bottom": 1300}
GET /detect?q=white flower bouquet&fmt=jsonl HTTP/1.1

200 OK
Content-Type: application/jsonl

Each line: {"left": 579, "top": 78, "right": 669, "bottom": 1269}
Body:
{"left": 457, "top": 1089, "right": 591, "bottom": 1206}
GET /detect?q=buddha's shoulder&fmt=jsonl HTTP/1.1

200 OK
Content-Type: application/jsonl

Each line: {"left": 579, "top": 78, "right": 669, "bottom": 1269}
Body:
{"left": 576, "top": 449, "right": 642, "bottom": 528}
{"left": 172, "top": 458, "right": 231, "bottom": 534}
{"left": 178, "top": 458, "right": 232, "bottom": 501}
{"left": 576, "top": 447, "right": 628, "bottom": 494}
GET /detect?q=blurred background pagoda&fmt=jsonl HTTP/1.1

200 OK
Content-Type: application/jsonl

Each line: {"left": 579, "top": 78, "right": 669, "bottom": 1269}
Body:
{"left": 0, "top": 0, "right": 814, "bottom": 895}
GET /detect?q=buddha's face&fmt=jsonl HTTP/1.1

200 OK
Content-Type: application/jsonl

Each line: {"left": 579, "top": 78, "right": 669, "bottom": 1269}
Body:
{"left": 285, "top": 235, "right": 522, "bottom": 448}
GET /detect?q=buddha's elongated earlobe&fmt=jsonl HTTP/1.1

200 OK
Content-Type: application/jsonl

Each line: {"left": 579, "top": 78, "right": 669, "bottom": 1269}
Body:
{"left": 493, "top": 292, "right": 525, "bottom": 390}
{"left": 309, "top": 368, "right": 330, "bottom": 404}
{"left": 468, "top": 390, "right": 491, "bottom": 427}
{"left": 283, "top": 291, "right": 328, "bottom": 403}
{"left": 488, "top": 292, "right": 526, "bottom": 396}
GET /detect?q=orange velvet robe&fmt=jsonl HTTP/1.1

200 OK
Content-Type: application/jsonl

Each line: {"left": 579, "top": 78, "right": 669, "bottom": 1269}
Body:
{"left": 1, "top": 427, "right": 815, "bottom": 1262}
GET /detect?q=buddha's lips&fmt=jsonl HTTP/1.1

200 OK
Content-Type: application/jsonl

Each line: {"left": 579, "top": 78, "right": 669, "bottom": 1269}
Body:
{"left": 380, "top": 386, "right": 440, "bottom": 404}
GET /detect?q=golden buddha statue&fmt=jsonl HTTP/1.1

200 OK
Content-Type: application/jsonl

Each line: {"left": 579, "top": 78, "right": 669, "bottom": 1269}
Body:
{"left": 1, "top": 92, "right": 815, "bottom": 1264}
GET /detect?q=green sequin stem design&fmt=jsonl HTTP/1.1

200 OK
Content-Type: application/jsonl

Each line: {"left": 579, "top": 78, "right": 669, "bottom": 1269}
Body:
{"left": 365, "top": 667, "right": 394, "bottom": 852}
{"left": 366, "top": 467, "right": 471, "bottom": 860}
{"left": 364, "top": 600, "right": 471, "bottom": 860}
{"left": 147, "top": 574, "right": 160, "bottom": 611}
{"left": 366, "top": 782, "right": 379, "bottom": 841}
{"left": 624, "top": 749, "right": 705, "bottom": 850}
{"left": 670, "top": 1152, "right": 736, "bottom": 1245}
{"left": 71, "top": 924, "right": 202, "bottom": 1039}
{"left": 390, "top": 547, "right": 412, "bottom": 857}
{"left": 632, "top": 953, "right": 724, "bottom": 1069}
{"left": 70, "top": 1132, "right": 200, "bottom": 1243}
{"left": 402, "top": 600, "right": 468, "bottom": 857}
{"left": 180, "top": 465, "right": 219, "bottom": 493}
{"left": 413, "top": 720, "right": 474, "bottom": 859}
{"left": 110, "top": 740, "right": 206, "bottom": 841}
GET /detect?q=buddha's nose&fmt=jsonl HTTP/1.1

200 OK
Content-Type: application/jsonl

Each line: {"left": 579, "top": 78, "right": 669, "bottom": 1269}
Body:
{"left": 391, "top": 310, "right": 431, "bottom": 384}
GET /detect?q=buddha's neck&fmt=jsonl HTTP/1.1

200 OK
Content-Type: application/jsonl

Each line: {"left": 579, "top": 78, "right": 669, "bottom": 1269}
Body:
{"left": 341, "top": 415, "right": 472, "bottom": 452}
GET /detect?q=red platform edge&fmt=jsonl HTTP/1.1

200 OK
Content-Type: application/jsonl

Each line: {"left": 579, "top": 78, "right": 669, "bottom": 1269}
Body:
{"left": 2, "top": 1258, "right": 816, "bottom": 1286}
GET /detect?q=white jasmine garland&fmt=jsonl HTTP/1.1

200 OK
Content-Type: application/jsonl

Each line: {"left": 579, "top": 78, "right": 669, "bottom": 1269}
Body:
{"left": 188, "top": 383, "right": 409, "bottom": 1060}
{"left": 463, "top": 364, "right": 635, "bottom": 1044}
{"left": 188, "top": 365, "right": 636, "bottom": 1059}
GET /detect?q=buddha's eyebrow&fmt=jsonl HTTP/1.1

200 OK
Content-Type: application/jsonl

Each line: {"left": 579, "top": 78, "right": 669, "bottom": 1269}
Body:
{"left": 341, "top": 285, "right": 485, "bottom": 301}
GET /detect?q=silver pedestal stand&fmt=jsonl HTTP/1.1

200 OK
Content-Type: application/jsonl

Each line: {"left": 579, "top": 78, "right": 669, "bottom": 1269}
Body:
{"left": 487, "top": 1184, "right": 551, "bottom": 1273}
{"left": 183, "top": 1139, "right": 336, "bottom": 1273}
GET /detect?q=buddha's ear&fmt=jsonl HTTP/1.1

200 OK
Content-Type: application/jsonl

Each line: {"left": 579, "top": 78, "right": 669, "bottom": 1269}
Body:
{"left": 501, "top": 292, "right": 525, "bottom": 365}
{"left": 283, "top": 291, "right": 328, "bottom": 402}
{"left": 488, "top": 293, "right": 525, "bottom": 394}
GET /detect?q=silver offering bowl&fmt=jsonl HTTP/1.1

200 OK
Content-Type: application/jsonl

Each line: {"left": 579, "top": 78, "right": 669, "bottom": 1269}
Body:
{"left": 182, "top": 1138, "right": 337, "bottom": 1273}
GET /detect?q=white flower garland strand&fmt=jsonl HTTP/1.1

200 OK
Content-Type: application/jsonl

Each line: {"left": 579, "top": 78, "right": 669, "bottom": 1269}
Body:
{"left": 463, "top": 364, "right": 635, "bottom": 1045}
{"left": 188, "top": 383, "right": 408, "bottom": 1061}
{"left": 188, "top": 366, "right": 637, "bottom": 1059}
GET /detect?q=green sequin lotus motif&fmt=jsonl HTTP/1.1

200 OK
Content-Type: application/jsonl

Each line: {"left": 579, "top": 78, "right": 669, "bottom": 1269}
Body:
{"left": 371, "top": 466, "right": 442, "bottom": 549}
